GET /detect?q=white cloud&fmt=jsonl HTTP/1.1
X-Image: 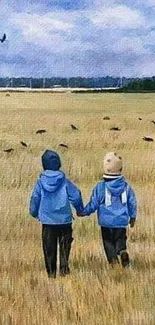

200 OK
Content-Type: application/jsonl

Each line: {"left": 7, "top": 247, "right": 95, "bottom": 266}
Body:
{"left": 112, "top": 37, "right": 146, "bottom": 54}
{"left": 9, "top": 10, "right": 89, "bottom": 55}
{"left": 89, "top": 5, "right": 145, "bottom": 29}
{"left": 147, "top": 0, "right": 155, "bottom": 6}
{"left": 0, "top": 1, "right": 155, "bottom": 77}
{"left": 10, "top": 12, "right": 73, "bottom": 40}
{"left": 140, "top": 57, "right": 155, "bottom": 76}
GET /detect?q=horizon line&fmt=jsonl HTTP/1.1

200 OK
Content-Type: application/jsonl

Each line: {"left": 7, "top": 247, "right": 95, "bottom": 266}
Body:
{"left": 0, "top": 76, "right": 155, "bottom": 79}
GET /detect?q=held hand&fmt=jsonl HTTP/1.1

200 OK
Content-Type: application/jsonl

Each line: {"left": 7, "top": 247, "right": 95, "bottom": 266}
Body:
{"left": 77, "top": 211, "right": 84, "bottom": 217}
{"left": 130, "top": 218, "right": 135, "bottom": 228}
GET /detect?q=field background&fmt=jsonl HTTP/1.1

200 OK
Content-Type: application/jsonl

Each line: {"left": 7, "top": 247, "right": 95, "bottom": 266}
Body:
{"left": 1, "top": 92, "right": 155, "bottom": 325}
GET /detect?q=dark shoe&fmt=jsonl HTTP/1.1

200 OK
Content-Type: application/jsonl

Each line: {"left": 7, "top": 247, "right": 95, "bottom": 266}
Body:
{"left": 120, "top": 250, "right": 129, "bottom": 268}
{"left": 60, "top": 267, "right": 70, "bottom": 277}
{"left": 109, "top": 257, "right": 119, "bottom": 267}
{"left": 48, "top": 272, "right": 56, "bottom": 279}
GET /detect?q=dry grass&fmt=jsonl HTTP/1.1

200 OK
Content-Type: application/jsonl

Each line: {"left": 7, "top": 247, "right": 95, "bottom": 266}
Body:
{"left": 1, "top": 92, "right": 155, "bottom": 324}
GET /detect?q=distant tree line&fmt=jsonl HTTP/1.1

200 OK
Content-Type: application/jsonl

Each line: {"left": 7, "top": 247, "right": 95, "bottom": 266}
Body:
{"left": 1, "top": 77, "right": 155, "bottom": 91}
{"left": 0, "top": 76, "right": 133, "bottom": 89}
{"left": 122, "top": 77, "right": 155, "bottom": 92}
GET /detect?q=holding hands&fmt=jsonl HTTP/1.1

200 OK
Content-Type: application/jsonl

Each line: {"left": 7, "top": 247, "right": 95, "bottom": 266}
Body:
{"left": 130, "top": 218, "right": 135, "bottom": 228}
{"left": 77, "top": 210, "right": 85, "bottom": 217}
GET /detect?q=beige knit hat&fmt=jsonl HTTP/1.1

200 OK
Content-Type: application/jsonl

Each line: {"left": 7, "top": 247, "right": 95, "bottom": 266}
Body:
{"left": 103, "top": 152, "right": 123, "bottom": 176}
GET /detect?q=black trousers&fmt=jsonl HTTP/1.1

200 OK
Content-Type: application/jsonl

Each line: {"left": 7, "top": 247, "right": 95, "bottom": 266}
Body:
{"left": 42, "top": 224, "right": 73, "bottom": 277}
{"left": 101, "top": 227, "right": 127, "bottom": 264}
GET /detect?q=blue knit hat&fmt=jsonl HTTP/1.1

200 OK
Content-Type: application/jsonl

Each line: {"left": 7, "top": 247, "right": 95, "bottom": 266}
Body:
{"left": 42, "top": 150, "right": 61, "bottom": 171}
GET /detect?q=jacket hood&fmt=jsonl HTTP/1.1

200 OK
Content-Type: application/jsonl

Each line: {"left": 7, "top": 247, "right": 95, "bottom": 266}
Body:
{"left": 105, "top": 175, "right": 126, "bottom": 196}
{"left": 42, "top": 150, "right": 61, "bottom": 171}
{"left": 40, "top": 170, "right": 65, "bottom": 192}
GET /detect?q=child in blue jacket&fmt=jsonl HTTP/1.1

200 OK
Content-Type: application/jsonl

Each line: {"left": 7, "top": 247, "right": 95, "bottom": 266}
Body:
{"left": 78, "top": 152, "right": 137, "bottom": 267}
{"left": 29, "top": 149, "right": 84, "bottom": 278}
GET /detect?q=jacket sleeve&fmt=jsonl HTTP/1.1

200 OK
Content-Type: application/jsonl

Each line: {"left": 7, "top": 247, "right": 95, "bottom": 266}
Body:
{"left": 82, "top": 184, "right": 101, "bottom": 216}
{"left": 66, "top": 179, "right": 84, "bottom": 212}
{"left": 29, "top": 180, "right": 41, "bottom": 218}
{"left": 127, "top": 186, "right": 137, "bottom": 219}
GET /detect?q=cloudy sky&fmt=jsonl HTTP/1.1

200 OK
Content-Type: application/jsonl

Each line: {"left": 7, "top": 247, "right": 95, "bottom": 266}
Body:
{"left": 1, "top": 0, "right": 155, "bottom": 77}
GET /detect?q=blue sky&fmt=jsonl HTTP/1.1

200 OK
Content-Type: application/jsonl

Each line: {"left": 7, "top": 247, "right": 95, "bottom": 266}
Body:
{"left": 1, "top": 0, "right": 155, "bottom": 77}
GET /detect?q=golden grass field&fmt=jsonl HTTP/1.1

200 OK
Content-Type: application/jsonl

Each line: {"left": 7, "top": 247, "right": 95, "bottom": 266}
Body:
{"left": 1, "top": 92, "right": 155, "bottom": 325}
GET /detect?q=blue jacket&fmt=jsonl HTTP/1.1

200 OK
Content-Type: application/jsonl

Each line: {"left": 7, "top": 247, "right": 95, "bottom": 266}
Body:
{"left": 29, "top": 170, "right": 84, "bottom": 225}
{"left": 82, "top": 176, "right": 137, "bottom": 228}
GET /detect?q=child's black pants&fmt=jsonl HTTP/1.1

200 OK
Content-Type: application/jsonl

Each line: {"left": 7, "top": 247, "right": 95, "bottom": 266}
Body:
{"left": 101, "top": 227, "right": 127, "bottom": 264}
{"left": 42, "top": 224, "right": 73, "bottom": 277}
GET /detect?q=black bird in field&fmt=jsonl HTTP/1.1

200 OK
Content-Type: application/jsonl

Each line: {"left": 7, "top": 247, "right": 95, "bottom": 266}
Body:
{"left": 59, "top": 143, "right": 69, "bottom": 149}
{"left": 110, "top": 127, "right": 121, "bottom": 131}
{"left": 0, "top": 33, "right": 6, "bottom": 43}
{"left": 3, "top": 148, "right": 14, "bottom": 153}
{"left": 138, "top": 118, "right": 142, "bottom": 121}
{"left": 142, "top": 136, "right": 154, "bottom": 142}
{"left": 151, "top": 120, "right": 155, "bottom": 125}
{"left": 20, "top": 141, "right": 28, "bottom": 147}
{"left": 103, "top": 116, "right": 110, "bottom": 120}
{"left": 6, "top": 93, "right": 10, "bottom": 97}
{"left": 36, "top": 129, "right": 47, "bottom": 134}
{"left": 71, "top": 124, "right": 78, "bottom": 131}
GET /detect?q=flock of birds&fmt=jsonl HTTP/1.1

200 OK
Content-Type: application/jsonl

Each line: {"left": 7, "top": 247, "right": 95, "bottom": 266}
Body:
{"left": 3, "top": 117, "right": 155, "bottom": 154}
{"left": 3, "top": 125, "right": 78, "bottom": 153}
{"left": 103, "top": 116, "right": 155, "bottom": 142}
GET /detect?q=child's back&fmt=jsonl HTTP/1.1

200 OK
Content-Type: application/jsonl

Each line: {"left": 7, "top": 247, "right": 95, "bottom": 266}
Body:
{"left": 79, "top": 152, "right": 137, "bottom": 267}
{"left": 29, "top": 149, "right": 83, "bottom": 278}
{"left": 30, "top": 169, "right": 82, "bottom": 224}
{"left": 85, "top": 175, "right": 136, "bottom": 229}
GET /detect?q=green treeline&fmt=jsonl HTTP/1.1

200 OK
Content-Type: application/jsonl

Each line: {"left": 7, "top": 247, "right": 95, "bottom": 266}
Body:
{"left": 122, "top": 78, "right": 155, "bottom": 92}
